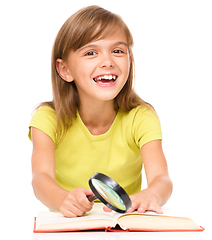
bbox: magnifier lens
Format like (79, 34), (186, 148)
(91, 179), (126, 211)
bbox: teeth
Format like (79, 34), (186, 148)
(94, 75), (117, 81)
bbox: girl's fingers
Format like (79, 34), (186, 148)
(126, 190), (163, 214)
(103, 205), (112, 212)
(84, 189), (94, 196)
(126, 198), (163, 214)
(60, 188), (94, 217)
(137, 201), (163, 214)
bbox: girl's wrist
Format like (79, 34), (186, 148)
(145, 188), (162, 206)
(55, 189), (70, 211)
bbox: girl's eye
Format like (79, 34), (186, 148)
(85, 51), (97, 56)
(112, 49), (124, 54)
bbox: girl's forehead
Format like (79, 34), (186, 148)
(80, 28), (128, 49)
(95, 24), (126, 40)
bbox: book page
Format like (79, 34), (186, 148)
(109, 206), (189, 221)
(113, 207), (201, 231)
(36, 203), (115, 230)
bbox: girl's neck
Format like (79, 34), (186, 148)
(78, 100), (117, 135)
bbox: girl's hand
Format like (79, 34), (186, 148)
(126, 189), (163, 214)
(60, 188), (94, 217)
(103, 189), (163, 214)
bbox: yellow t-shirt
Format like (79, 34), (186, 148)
(28, 106), (162, 196)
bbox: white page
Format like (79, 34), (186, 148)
(36, 203), (114, 229)
(109, 205), (188, 221)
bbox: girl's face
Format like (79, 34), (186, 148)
(57, 29), (131, 106)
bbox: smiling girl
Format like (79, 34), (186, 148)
(29, 5), (173, 218)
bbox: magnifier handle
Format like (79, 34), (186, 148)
(87, 195), (98, 202)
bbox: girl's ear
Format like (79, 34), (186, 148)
(56, 59), (74, 82)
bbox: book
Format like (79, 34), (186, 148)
(33, 203), (204, 233)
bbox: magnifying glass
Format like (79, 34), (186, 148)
(87, 172), (131, 213)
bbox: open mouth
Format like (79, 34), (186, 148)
(93, 74), (118, 85)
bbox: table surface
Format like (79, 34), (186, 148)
(31, 230), (210, 240)
(6, 221), (210, 240)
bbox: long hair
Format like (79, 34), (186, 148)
(39, 5), (153, 139)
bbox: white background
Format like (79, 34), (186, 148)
(0, 0), (211, 239)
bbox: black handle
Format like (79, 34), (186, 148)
(87, 195), (98, 202)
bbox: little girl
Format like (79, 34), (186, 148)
(29, 5), (173, 218)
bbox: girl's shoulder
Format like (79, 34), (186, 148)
(29, 106), (57, 143)
(32, 105), (56, 117)
(123, 106), (162, 149)
(30, 105), (57, 126)
(121, 105), (158, 121)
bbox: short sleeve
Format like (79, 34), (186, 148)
(28, 106), (57, 144)
(132, 106), (162, 148)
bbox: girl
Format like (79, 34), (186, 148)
(29, 5), (173, 218)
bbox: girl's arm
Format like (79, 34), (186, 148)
(31, 127), (93, 217)
(127, 139), (173, 213)
(103, 140), (173, 213)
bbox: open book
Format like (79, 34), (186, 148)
(34, 203), (204, 233)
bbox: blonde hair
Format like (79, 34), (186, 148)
(39, 5), (153, 138)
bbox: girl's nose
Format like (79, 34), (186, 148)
(99, 54), (115, 68)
